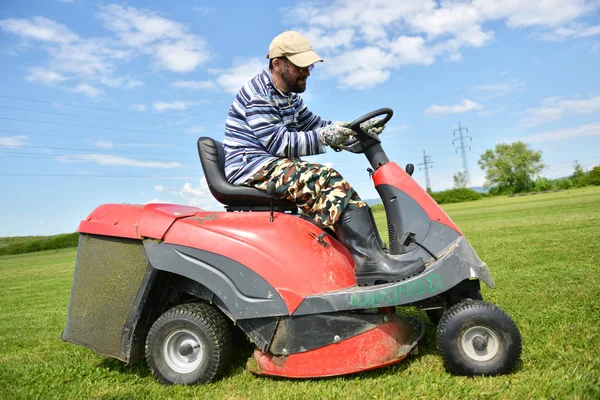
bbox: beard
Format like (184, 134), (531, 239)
(281, 68), (307, 93)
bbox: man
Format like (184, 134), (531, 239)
(223, 31), (424, 285)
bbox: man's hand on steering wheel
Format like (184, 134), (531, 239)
(340, 117), (386, 136)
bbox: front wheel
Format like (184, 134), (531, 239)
(426, 290), (483, 325)
(145, 302), (232, 385)
(437, 300), (521, 376)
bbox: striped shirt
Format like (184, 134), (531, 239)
(223, 68), (329, 185)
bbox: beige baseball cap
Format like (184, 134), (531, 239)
(266, 31), (323, 68)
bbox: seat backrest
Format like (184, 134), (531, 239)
(197, 137), (296, 211)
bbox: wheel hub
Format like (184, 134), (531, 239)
(163, 329), (203, 374)
(472, 335), (488, 351)
(461, 326), (499, 361)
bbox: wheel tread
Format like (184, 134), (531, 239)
(145, 302), (233, 385)
(436, 299), (522, 376)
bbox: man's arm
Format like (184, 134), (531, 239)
(295, 95), (330, 131)
(247, 94), (326, 158)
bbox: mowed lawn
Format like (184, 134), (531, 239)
(1, 187), (599, 399)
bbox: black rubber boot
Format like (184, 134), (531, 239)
(334, 206), (425, 286)
(367, 206), (387, 252)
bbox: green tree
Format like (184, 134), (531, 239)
(453, 171), (469, 188)
(571, 161), (588, 187)
(533, 177), (554, 192)
(478, 141), (545, 194)
(587, 166), (600, 185)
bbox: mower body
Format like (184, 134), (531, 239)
(63, 111), (515, 381)
(63, 162), (491, 378)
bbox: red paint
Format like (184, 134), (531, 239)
(138, 203), (202, 239)
(372, 162), (462, 235)
(77, 204), (357, 313)
(78, 204), (144, 239)
(251, 320), (411, 378)
(163, 211), (357, 312)
(78, 203), (203, 240)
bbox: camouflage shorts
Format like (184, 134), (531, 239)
(241, 158), (366, 227)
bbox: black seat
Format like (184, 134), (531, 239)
(197, 137), (297, 211)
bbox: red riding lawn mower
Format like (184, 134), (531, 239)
(62, 109), (522, 385)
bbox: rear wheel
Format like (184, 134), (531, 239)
(437, 300), (521, 376)
(145, 302), (232, 385)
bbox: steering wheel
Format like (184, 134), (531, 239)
(334, 108), (393, 153)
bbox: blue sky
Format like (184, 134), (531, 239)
(1, 0), (599, 237)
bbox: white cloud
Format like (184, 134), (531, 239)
(283, 0), (600, 89)
(71, 83), (104, 98)
(25, 67), (68, 85)
(153, 100), (204, 111)
(537, 24), (600, 41)
(56, 154), (182, 168)
(100, 76), (144, 90)
(518, 95), (600, 126)
(172, 80), (217, 90)
(178, 178), (223, 209)
(97, 4), (210, 73)
(322, 46), (394, 89)
(478, 108), (504, 116)
(300, 28), (355, 52)
(387, 124), (410, 132)
(474, 0), (595, 28)
(186, 126), (205, 135)
(211, 57), (266, 94)
(133, 104), (146, 112)
(424, 100), (483, 116)
(181, 182), (205, 197)
(1, 5), (207, 97)
(94, 140), (114, 149)
(389, 36), (437, 65)
(519, 122), (600, 143)
(1, 16), (133, 94)
(146, 198), (174, 204)
(148, 179), (223, 210)
(0, 135), (28, 148)
(0, 16), (79, 43)
(192, 6), (214, 16)
(118, 143), (175, 148)
(470, 79), (525, 99)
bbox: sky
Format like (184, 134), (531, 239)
(1, 0), (599, 237)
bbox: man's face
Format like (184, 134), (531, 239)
(278, 58), (312, 93)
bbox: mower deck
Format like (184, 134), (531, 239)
(247, 315), (425, 378)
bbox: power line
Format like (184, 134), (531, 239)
(0, 106), (197, 128)
(0, 117), (193, 137)
(0, 129), (189, 147)
(452, 122), (472, 188)
(0, 94), (212, 121)
(417, 150), (433, 192)
(0, 144), (191, 157)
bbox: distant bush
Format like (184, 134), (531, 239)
(370, 203), (385, 213)
(555, 177), (574, 190)
(430, 188), (483, 204)
(533, 177), (554, 192)
(588, 166), (600, 186)
(0, 233), (79, 256)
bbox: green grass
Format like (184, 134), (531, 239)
(1, 187), (599, 399)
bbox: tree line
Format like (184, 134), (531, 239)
(453, 141), (599, 195)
